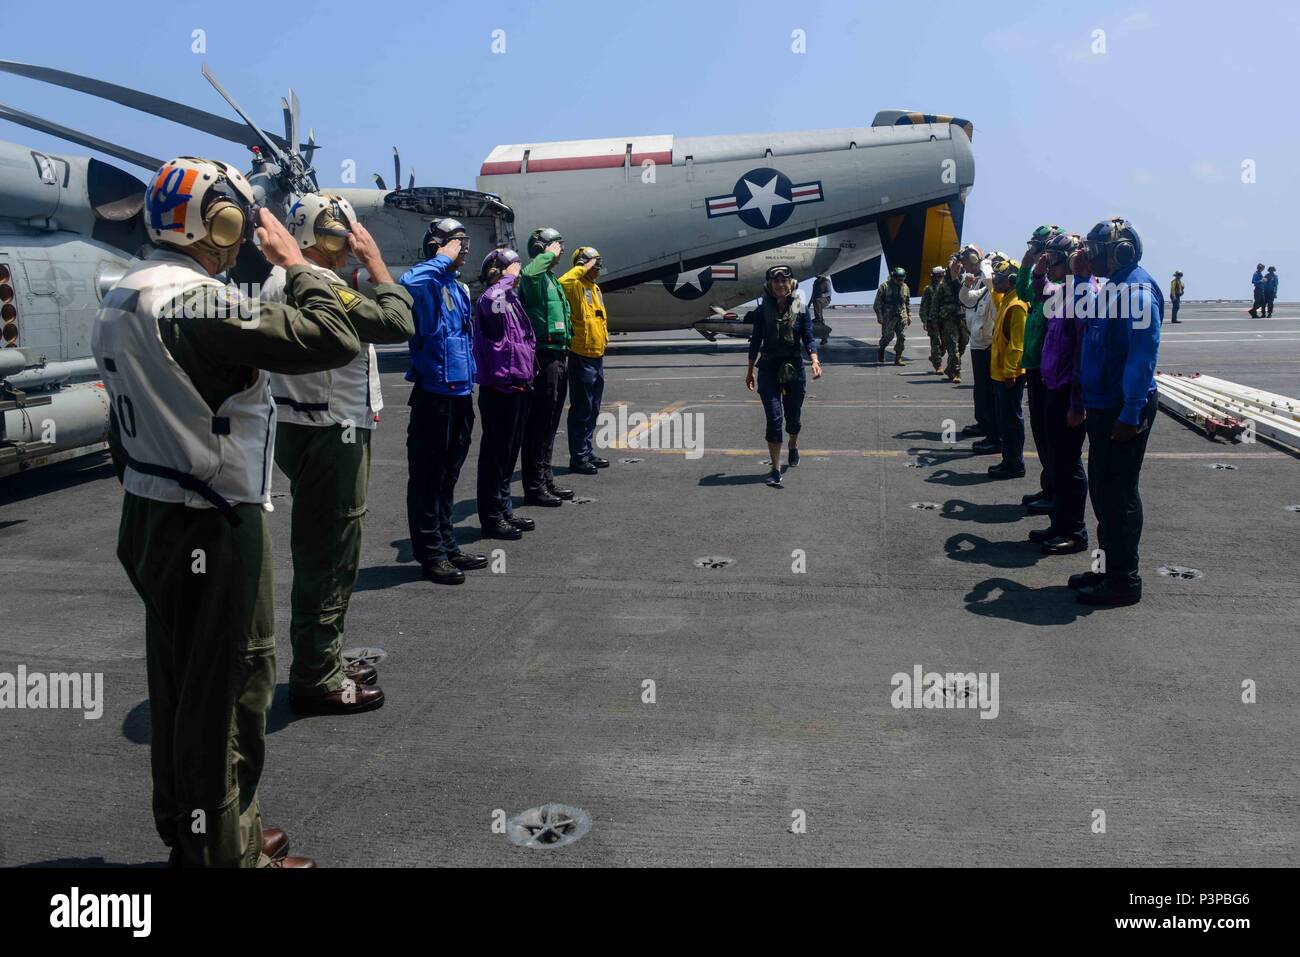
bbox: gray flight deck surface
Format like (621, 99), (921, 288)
(2, 303), (1297, 867)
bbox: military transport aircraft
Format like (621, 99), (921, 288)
(0, 59), (974, 475)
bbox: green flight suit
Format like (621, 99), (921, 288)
(273, 279), (414, 698)
(109, 263), (360, 867)
(920, 279), (945, 368)
(875, 278), (910, 357)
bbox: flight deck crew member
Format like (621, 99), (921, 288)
(1169, 271), (1184, 323)
(811, 273), (832, 340)
(265, 193), (414, 715)
(1071, 218), (1162, 607)
(93, 156), (362, 868)
(1263, 266), (1278, 317)
(1032, 234), (1092, 556)
(745, 264), (823, 488)
(935, 254), (968, 382)
(474, 247), (537, 540)
(560, 246), (609, 475)
(920, 266), (946, 374)
(1249, 263), (1266, 317)
(1017, 225), (1064, 515)
(875, 266), (910, 365)
(987, 256), (1029, 479)
(403, 218), (484, 586)
(962, 251), (1000, 452)
(519, 227), (575, 506)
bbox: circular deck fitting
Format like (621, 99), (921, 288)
(506, 803), (591, 849)
(694, 556), (735, 569)
(1156, 565), (1204, 581)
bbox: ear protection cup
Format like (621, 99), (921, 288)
(316, 231), (348, 254)
(206, 201), (247, 248)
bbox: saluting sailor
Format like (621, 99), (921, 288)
(263, 193), (414, 715)
(92, 156), (363, 868)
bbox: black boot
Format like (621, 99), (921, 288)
(1077, 578), (1142, 606)
(422, 560), (466, 585)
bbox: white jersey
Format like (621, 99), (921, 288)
(962, 259), (997, 350)
(90, 248), (275, 513)
(264, 263), (382, 429)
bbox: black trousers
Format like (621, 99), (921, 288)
(1026, 368), (1052, 495)
(1171, 298), (1181, 321)
(1085, 392), (1158, 587)
(1264, 293), (1276, 318)
(406, 388), (474, 566)
(1043, 386), (1088, 540)
(522, 349), (568, 495)
(970, 347), (999, 441)
(477, 386), (530, 526)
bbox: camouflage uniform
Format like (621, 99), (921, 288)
(874, 279), (910, 360)
(919, 277), (945, 370)
(934, 276), (968, 377)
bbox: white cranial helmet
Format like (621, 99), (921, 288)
(144, 156), (256, 249)
(286, 193), (357, 253)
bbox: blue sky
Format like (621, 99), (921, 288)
(3, 0), (1295, 299)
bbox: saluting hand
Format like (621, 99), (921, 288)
(256, 208), (306, 268)
(348, 222), (393, 285)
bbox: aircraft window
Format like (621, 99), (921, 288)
(32, 151), (57, 185)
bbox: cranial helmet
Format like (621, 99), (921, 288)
(1042, 233), (1083, 266)
(479, 247), (520, 283)
(1085, 218), (1143, 268)
(286, 193), (357, 254)
(145, 156), (257, 251)
(1026, 224), (1064, 254)
(572, 246), (601, 267)
(528, 227), (563, 258)
(423, 218), (468, 259)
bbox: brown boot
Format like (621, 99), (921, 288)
(261, 826), (289, 862)
(289, 679), (385, 716)
(343, 659), (378, 686)
(267, 856), (318, 868)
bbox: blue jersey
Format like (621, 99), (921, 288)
(1079, 263), (1162, 425)
(400, 255), (475, 397)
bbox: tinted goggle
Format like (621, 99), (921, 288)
(766, 267), (794, 282)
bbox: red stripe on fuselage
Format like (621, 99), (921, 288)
(478, 149), (673, 176)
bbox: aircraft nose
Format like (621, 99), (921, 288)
(950, 124), (975, 190)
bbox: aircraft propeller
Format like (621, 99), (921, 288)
(372, 146), (414, 192)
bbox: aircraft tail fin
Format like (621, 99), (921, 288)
(877, 197), (966, 292)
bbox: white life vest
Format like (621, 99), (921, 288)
(264, 263), (382, 429)
(962, 259), (997, 350)
(90, 248), (276, 516)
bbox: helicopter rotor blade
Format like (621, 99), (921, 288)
(201, 64), (291, 170)
(280, 97), (293, 150)
(0, 59), (292, 152)
(408, 169), (414, 190)
(303, 128), (317, 167)
(288, 89), (300, 164)
(392, 147), (401, 194)
(0, 101), (162, 171)
(372, 173), (387, 191)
